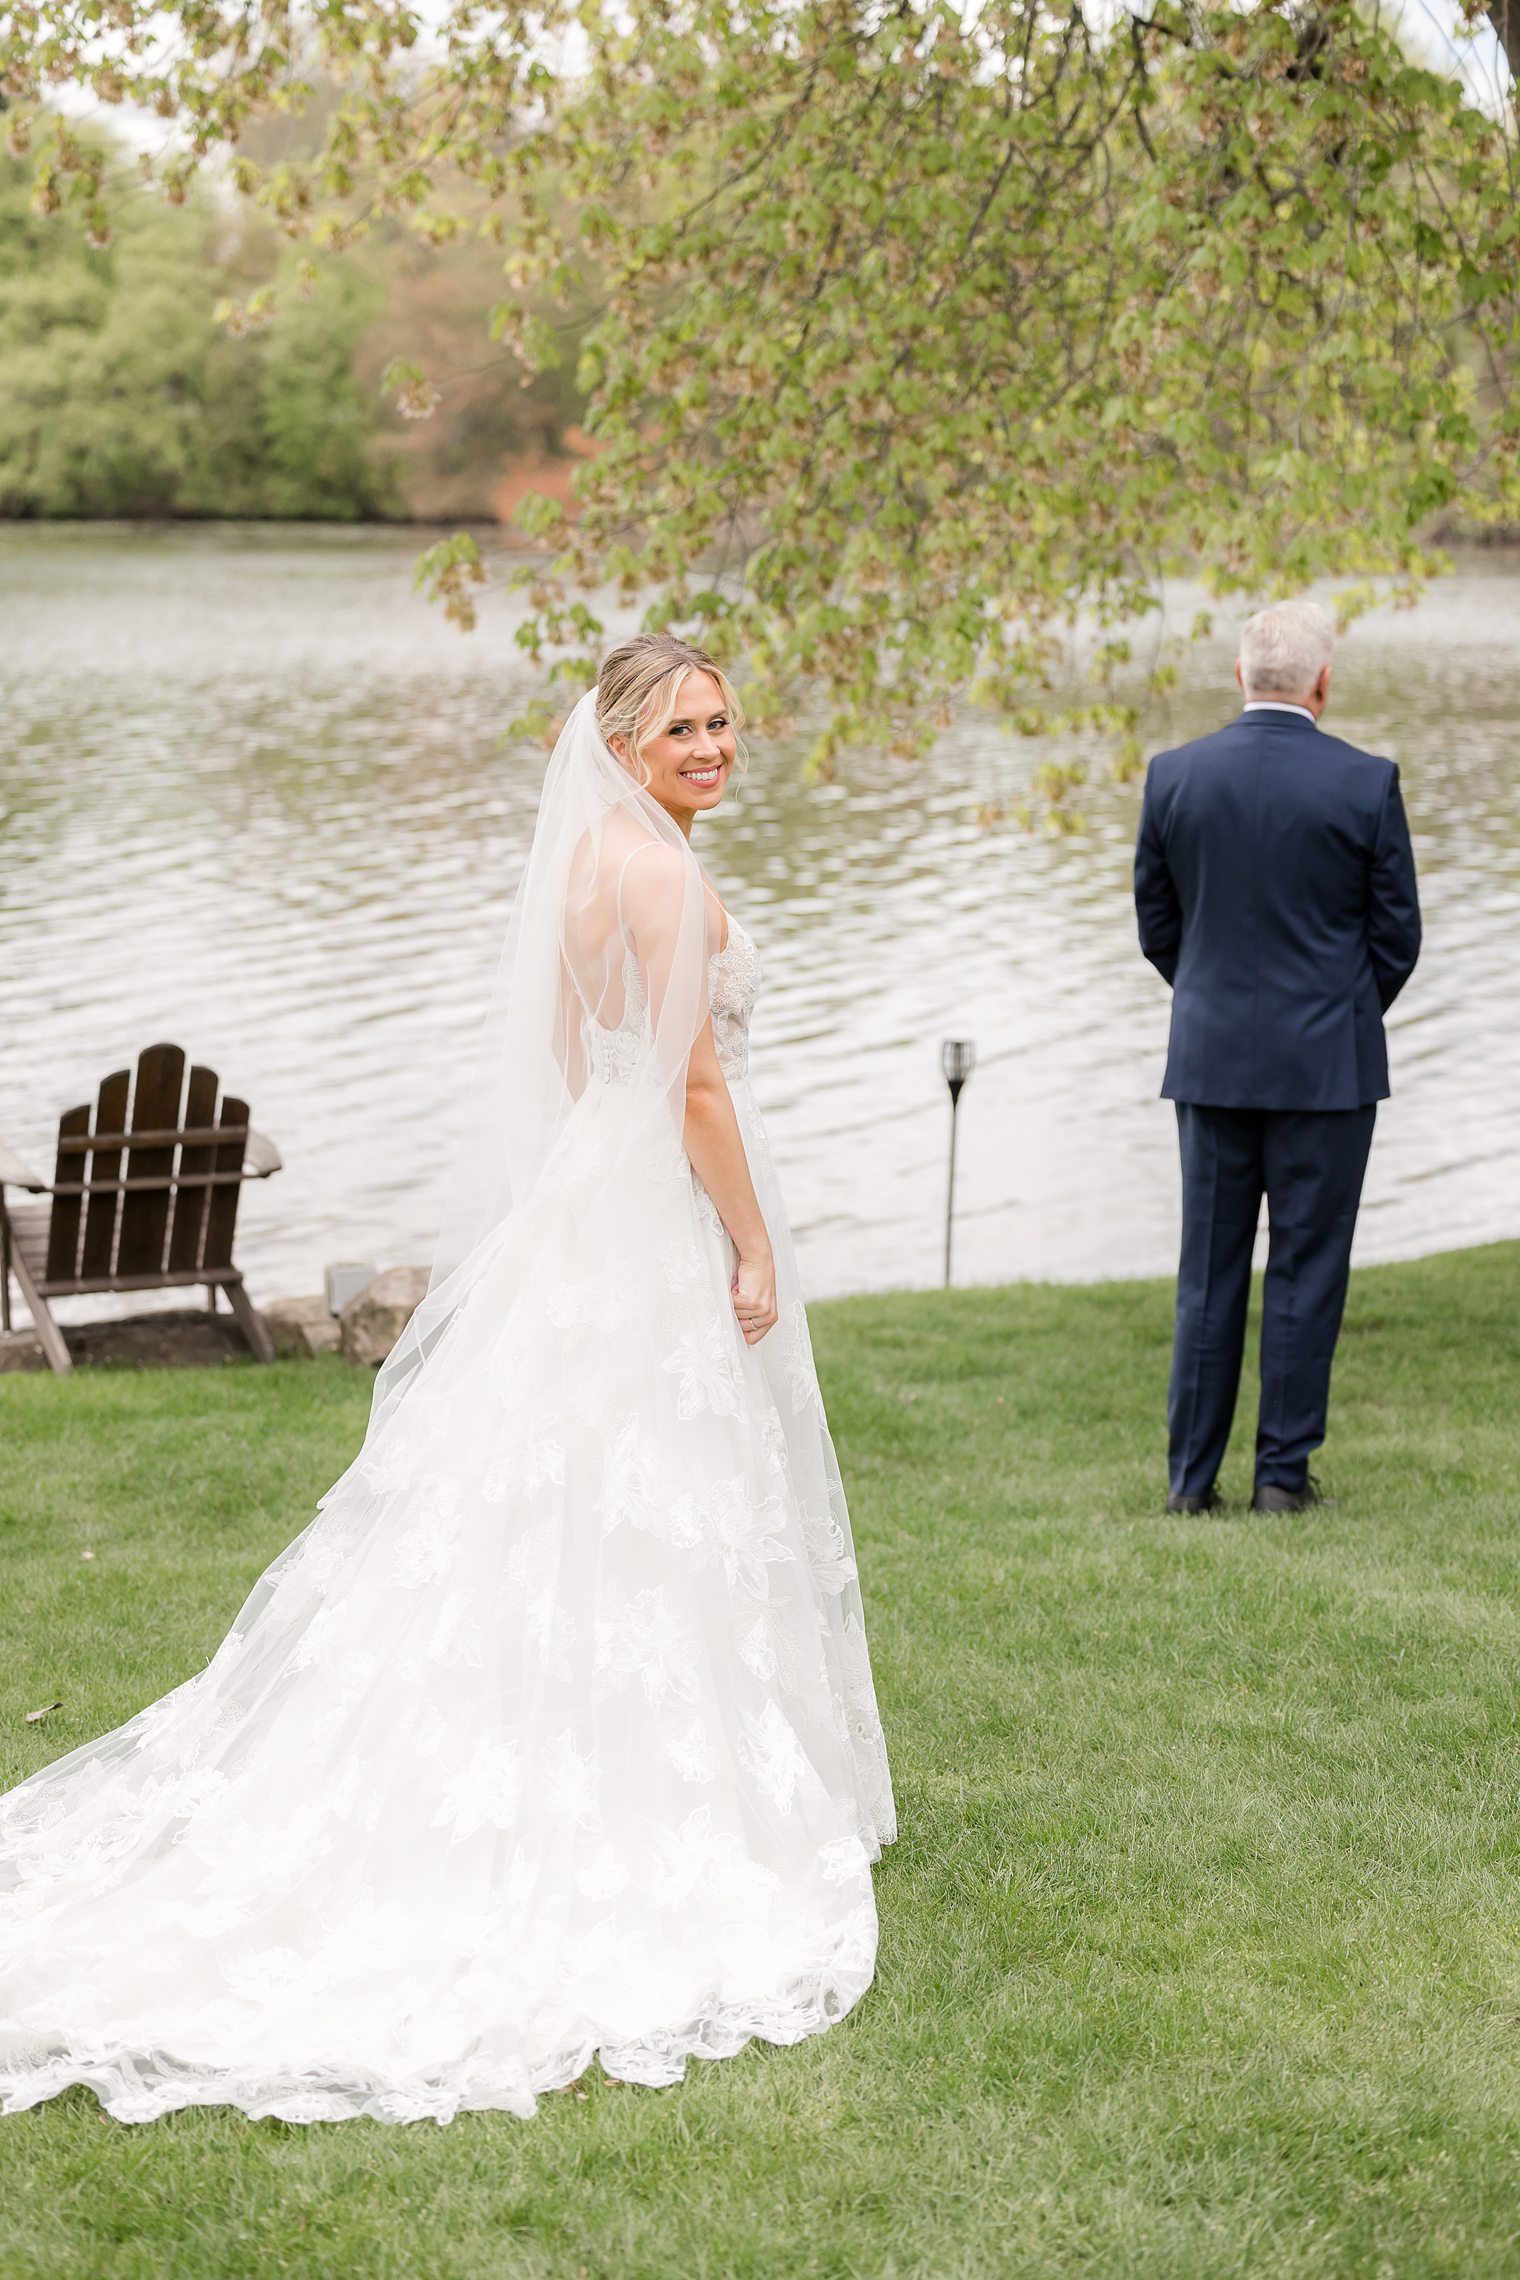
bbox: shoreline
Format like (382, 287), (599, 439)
(4, 1236), (1515, 1373)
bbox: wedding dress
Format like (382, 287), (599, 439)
(0, 691), (895, 2125)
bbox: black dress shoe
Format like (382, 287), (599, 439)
(1251, 1474), (1333, 1514)
(1167, 1487), (1222, 1514)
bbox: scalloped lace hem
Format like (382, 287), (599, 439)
(0, 1965), (876, 2126)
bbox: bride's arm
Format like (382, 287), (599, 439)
(619, 840), (777, 1345)
(683, 1023), (777, 1345)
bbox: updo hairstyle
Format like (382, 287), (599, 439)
(594, 633), (746, 787)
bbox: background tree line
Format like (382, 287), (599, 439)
(0, 115), (582, 522)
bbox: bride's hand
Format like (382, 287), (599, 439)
(732, 1253), (777, 1345)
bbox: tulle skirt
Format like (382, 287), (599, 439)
(0, 1073), (895, 2124)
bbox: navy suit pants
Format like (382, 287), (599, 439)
(1169, 1103), (1376, 1499)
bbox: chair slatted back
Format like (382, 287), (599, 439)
(33, 1047), (255, 1291)
(79, 1067), (130, 1280)
(116, 1043), (187, 1277)
(202, 1095), (250, 1272)
(44, 1105), (90, 1281)
(166, 1062), (219, 1274)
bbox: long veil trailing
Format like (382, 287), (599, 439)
(0, 691), (894, 2126)
(373, 688), (715, 1419)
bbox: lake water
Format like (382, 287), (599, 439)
(2, 524), (1516, 1316)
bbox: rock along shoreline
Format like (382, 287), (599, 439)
(0, 1266), (430, 1374)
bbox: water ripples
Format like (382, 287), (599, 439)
(1, 525), (1516, 1312)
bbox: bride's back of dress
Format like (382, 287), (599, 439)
(0, 695), (893, 2129)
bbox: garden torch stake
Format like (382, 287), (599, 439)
(941, 1039), (976, 1288)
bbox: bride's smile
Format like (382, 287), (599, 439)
(605, 666), (738, 835)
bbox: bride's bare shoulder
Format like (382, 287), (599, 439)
(606, 827), (693, 911)
(569, 813), (673, 893)
(567, 813), (711, 950)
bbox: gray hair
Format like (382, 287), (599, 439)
(1237, 600), (1335, 699)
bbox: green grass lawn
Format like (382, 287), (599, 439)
(2, 1243), (1519, 2279)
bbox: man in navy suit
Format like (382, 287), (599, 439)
(1134, 600), (1421, 1514)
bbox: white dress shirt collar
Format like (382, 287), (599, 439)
(1242, 700), (1317, 725)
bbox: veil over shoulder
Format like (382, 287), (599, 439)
(374, 687), (718, 1411)
(0, 690), (895, 2126)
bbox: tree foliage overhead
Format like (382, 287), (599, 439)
(0, 151), (397, 519)
(4, 0), (1519, 758)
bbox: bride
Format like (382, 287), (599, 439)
(0, 634), (895, 2125)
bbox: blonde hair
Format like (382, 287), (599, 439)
(1238, 600), (1335, 699)
(595, 633), (746, 787)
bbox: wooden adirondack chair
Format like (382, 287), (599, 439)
(0, 1044), (282, 1374)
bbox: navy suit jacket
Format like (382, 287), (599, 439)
(1134, 709), (1422, 1110)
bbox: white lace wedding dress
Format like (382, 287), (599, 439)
(0, 902), (896, 2125)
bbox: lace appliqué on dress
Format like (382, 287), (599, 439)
(0, 901), (895, 2131)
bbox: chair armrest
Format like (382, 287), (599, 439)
(0, 1137), (48, 1193)
(243, 1128), (283, 1178)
